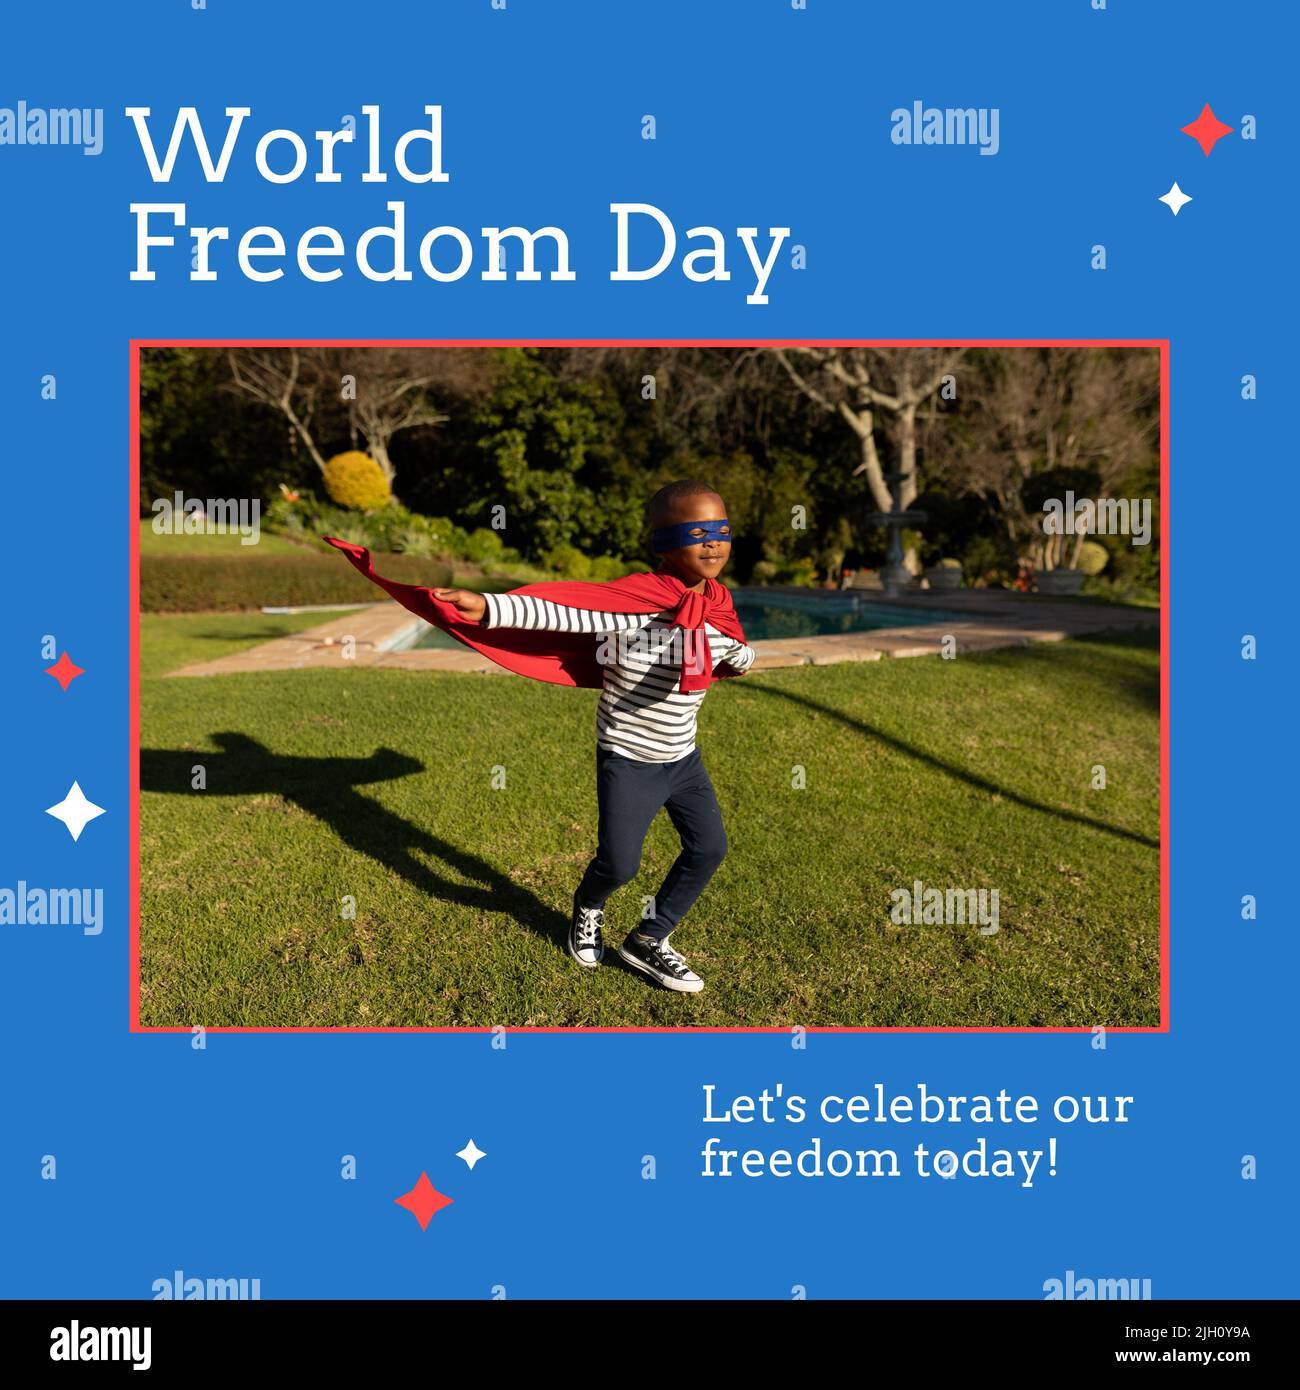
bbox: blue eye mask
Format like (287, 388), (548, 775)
(652, 518), (733, 553)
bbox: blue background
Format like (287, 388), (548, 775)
(1, 0), (1292, 1299)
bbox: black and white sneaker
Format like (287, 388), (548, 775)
(617, 931), (704, 993)
(568, 897), (605, 967)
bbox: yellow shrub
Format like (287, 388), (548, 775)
(1077, 539), (1110, 576)
(323, 451), (391, 511)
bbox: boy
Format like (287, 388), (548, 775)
(432, 480), (755, 993)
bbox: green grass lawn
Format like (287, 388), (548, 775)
(139, 623), (1160, 1029)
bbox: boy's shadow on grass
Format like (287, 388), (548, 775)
(139, 732), (569, 947)
(742, 685), (1158, 850)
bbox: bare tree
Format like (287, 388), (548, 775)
(773, 347), (966, 511)
(227, 346), (500, 489)
(931, 347), (1159, 567)
(323, 348), (452, 484)
(226, 347), (328, 473)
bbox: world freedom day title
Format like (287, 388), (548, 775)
(126, 105), (794, 304)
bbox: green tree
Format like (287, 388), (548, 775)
(472, 349), (631, 557)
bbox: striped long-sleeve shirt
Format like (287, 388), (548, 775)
(482, 591), (756, 763)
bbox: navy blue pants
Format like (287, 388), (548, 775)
(575, 746), (728, 941)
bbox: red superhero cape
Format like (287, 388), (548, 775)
(323, 536), (746, 692)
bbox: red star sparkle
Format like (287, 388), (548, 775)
(394, 1171), (453, 1230)
(1181, 103), (1233, 157)
(45, 651), (85, 691)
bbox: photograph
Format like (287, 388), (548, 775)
(135, 341), (1164, 1030)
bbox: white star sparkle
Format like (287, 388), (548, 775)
(1159, 181), (1192, 216)
(456, 1139), (487, 1171)
(45, 781), (106, 842)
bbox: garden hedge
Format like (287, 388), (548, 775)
(141, 551), (454, 613)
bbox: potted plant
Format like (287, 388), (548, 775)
(1034, 568), (1084, 595)
(924, 557), (963, 591)
(1019, 466), (1103, 597)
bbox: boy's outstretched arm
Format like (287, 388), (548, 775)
(447, 590), (651, 634)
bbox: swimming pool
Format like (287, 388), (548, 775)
(730, 589), (962, 641)
(402, 588), (962, 649)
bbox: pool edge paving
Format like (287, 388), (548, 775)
(163, 593), (1158, 678)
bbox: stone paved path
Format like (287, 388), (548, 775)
(168, 590), (1158, 679)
